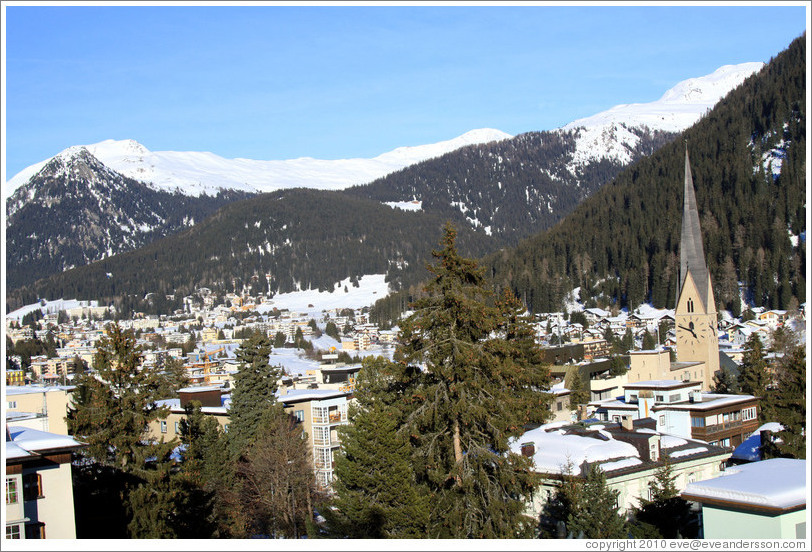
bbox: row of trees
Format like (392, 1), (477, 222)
(66, 326), (319, 538)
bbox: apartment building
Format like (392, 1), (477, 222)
(5, 426), (85, 539)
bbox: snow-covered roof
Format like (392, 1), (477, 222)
(278, 388), (348, 403)
(730, 423), (785, 462)
(7, 425), (84, 454)
(5, 441), (35, 460)
(682, 458), (807, 511)
(510, 423), (640, 474)
(4, 384), (73, 395)
(624, 379), (696, 389)
(656, 393), (756, 412)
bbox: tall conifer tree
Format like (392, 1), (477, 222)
(227, 331), (280, 459)
(394, 223), (551, 538)
(325, 356), (431, 538)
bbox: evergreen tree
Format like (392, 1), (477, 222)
(66, 323), (180, 537)
(633, 457), (694, 538)
(393, 223), (551, 538)
(565, 464), (628, 539)
(712, 366), (740, 394)
(763, 345), (806, 459)
(227, 332), (280, 459)
(642, 330), (656, 350)
(541, 461), (627, 539)
(67, 323), (173, 470)
(566, 367), (589, 413)
(325, 321), (340, 341)
(739, 333), (772, 421)
(324, 356), (431, 538)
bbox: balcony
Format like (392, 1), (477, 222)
(312, 409), (347, 425)
(692, 419), (758, 438)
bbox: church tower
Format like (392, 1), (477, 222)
(675, 146), (720, 389)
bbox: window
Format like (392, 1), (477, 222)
(7, 401), (17, 409)
(659, 415), (666, 427)
(669, 394), (680, 403)
(556, 401), (563, 412)
(174, 421), (180, 434)
(742, 407), (757, 421)
(6, 477), (19, 504)
(25, 523), (45, 539)
(294, 409), (305, 422)
(687, 299), (694, 313)
(23, 473), (43, 501)
(6, 525), (21, 539)
(655, 395), (664, 402)
(691, 416), (705, 428)
(223, 424), (229, 433)
(160, 420), (167, 433)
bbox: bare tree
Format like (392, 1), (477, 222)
(236, 407), (319, 538)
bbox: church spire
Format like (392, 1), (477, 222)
(677, 144), (711, 310)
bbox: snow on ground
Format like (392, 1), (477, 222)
(256, 274), (391, 318)
(384, 200), (422, 211)
(6, 298), (98, 323)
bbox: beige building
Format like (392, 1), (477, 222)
(5, 386), (73, 435)
(5, 426), (85, 539)
(279, 389), (350, 490)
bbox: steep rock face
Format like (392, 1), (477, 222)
(5, 148), (251, 290)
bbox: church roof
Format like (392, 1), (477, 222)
(678, 147), (711, 310)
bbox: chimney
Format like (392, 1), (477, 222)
(520, 442), (536, 457)
(621, 416), (634, 431)
(691, 389), (703, 403)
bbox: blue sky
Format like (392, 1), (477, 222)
(2, 3), (807, 180)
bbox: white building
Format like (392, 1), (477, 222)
(511, 418), (730, 518)
(5, 426), (85, 539)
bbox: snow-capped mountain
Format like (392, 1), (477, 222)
(5, 148), (251, 290)
(5, 128), (512, 199)
(562, 62), (764, 170)
(4, 62), (762, 200)
(5, 61), (767, 295)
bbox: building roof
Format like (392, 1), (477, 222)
(6, 425), (84, 455)
(510, 420), (728, 476)
(4, 384), (74, 395)
(681, 458), (807, 512)
(279, 389), (349, 403)
(624, 379), (698, 390)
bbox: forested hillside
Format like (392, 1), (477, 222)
(347, 126), (675, 247)
(486, 34), (806, 315)
(6, 149), (254, 290)
(371, 34), (805, 324)
(6, 189), (492, 313)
